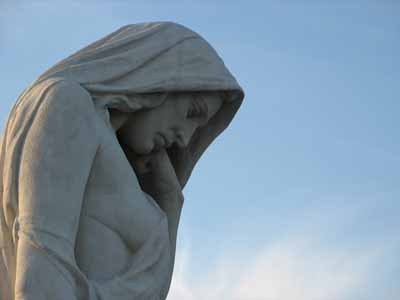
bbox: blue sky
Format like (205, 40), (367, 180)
(1, 1), (399, 299)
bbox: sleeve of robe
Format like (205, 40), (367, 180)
(14, 79), (174, 300)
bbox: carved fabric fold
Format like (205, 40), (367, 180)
(0, 21), (244, 299)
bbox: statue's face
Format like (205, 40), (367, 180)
(117, 92), (223, 155)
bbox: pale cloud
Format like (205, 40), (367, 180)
(235, 241), (381, 300)
(168, 234), (387, 300)
(168, 201), (397, 300)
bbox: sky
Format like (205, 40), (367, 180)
(1, 1), (399, 299)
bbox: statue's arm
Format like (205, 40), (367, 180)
(14, 81), (100, 299)
(119, 146), (184, 298)
(15, 80), (176, 299)
(151, 190), (184, 298)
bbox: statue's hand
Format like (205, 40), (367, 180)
(120, 142), (181, 199)
(167, 141), (200, 190)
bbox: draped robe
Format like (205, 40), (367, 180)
(0, 22), (244, 299)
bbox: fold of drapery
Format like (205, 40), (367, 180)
(1, 77), (174, 299)
(0, 22), (244, 299)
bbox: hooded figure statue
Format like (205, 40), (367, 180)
(0, 22), (244, 299)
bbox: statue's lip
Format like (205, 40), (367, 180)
(153, 133), (164, 150)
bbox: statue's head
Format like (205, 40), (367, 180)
(114, 91), (223, 155)
(32, 21), (244, 187)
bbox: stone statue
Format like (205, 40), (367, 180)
(0, 22), (244, 299)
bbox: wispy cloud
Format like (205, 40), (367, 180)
(169, 239), (383, 300)
(168, 201), (398, 300)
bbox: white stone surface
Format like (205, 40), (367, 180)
(0, 22), (244, 299)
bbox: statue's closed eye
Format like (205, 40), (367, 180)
(186, 95), (208, 120)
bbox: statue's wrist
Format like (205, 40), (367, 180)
(153, 188), (184, 208)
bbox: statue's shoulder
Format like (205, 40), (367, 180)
(36, 77), (92, 105)
(30, 77), (97, 121)
(24, 77), (101, 143)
